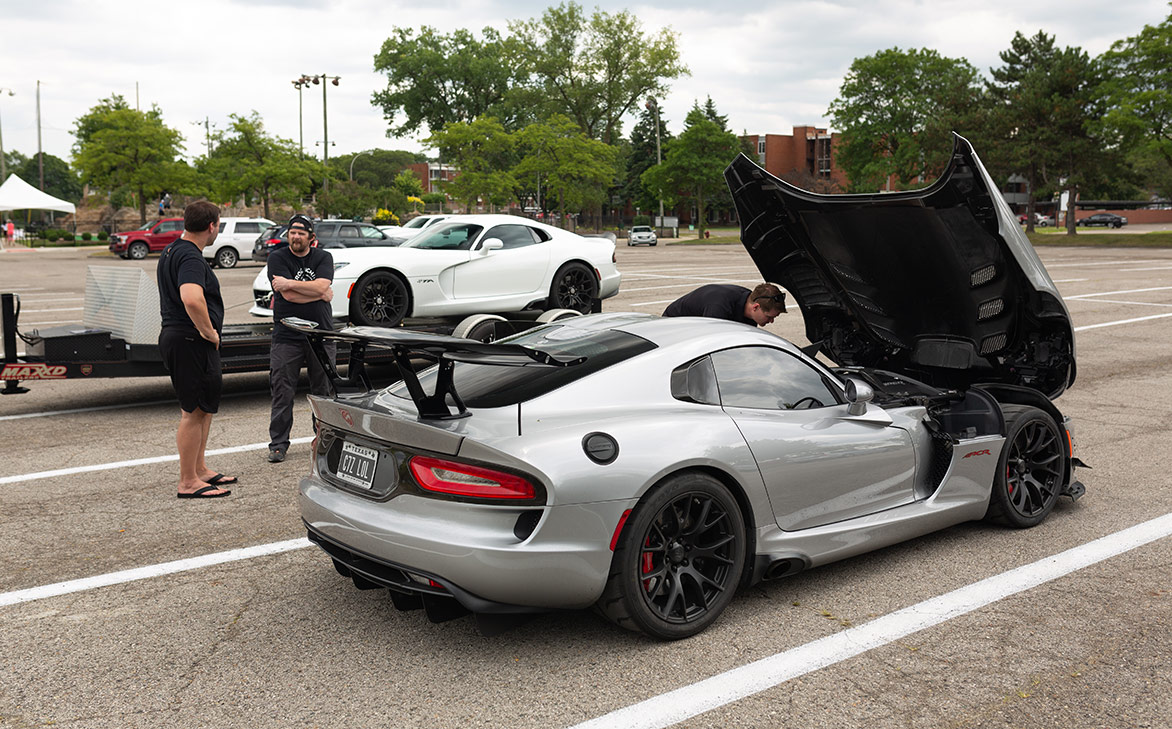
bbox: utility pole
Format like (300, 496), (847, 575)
(36, 81), (43, 190)
(0, 87), (13, 181)
(303, 73), (340, 190)
(646, 97), (664, 235)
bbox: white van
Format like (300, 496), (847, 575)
(206, 217), (275, 268)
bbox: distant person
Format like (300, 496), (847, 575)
(266, 214), (336, 464)
(158, 196), (166, 216)
(5, 219), (13, 241)
(163, 192), (172, 210)
(663, 283), (787, 327)
(156, 200), (236, 499)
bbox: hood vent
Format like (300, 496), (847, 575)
(970, 264), (997, 287)
(977, 298), (1005, 321)
(980, 333), (1008, 355)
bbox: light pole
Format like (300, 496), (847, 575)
(0, 87), (13, 181)
(291, 76), (311, 158)
(302, 73), (340, 189)
(349, 149), (374, 181)
(191, 117), (213, 156)
(645, 97), (664, 235)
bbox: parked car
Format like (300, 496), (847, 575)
(251, 219), (395, 263)
(377, 214), (453, 238)
(108, 218), (184, 260)
(287, 135), (1084, 639)
(1017, 212), (1053, 227)
(1077, 213), (1127, 228)
(250, 213), (622, 326)
(204, 217), (274, 268)
(628, 225), (657, 246)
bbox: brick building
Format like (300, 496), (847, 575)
(407, 162), (458, 194)
(747, 126), (848, 193)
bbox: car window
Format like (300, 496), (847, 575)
(238, 222), (262, 234)
(403, 216), (430, 229)
(710, 346), (840, 410)
(315, 223), (338, 237)
(632, 226), (652, 233)
(159, 221), (183, 233)
(360, 225), (386, 239)
(218, 222), (226, 233)
(483, 224), (540, 250)
(338, 226), (360, 239)
(407, 223), (484, 251)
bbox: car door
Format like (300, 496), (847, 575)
(451, 224), (552, 299)
(149, 220), (184, 250)
(709, 346), (918, 531)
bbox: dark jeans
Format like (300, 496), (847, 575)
(269, 338), (336, 452)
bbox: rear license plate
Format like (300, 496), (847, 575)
(337, 441), (378, 489)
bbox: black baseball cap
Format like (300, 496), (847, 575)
(288, 214), (314, 234)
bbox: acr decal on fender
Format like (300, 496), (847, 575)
(963, 449), (992, 459)
(1, 364), (68, 380)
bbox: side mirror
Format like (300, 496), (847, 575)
(479, 238), (504, 254)
(844, 378), (874, 416)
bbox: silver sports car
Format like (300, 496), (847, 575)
(290, 135), (1084, 640)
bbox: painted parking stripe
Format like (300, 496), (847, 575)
(0, 436), (313, 484)
(1066, 285), (1172, 300)
(0, 538), (313, 608)
(567, 512), (1172, 729)
(1074, 312), (1172, 331)
(1043, 259), (1170, 268)
(19, 307), (84, 313)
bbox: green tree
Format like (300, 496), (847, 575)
(372, 26), (525, 136)
(329, 149), (427, 188)
(987, 32), (1113, 233)
(641, 104), (743, 237)
(514, 114), (621, 220)
(315, 180), (374, 220)
(1099, 10), (1172, 185)
(72, 98), (191, 224)
(828, 48), (983, 192)
(392, 169), (425, 198)
(622, 103), (673, 214)
(14, 153), (82, 203)
(424, 117), (518, 210)
(509, 2), (688, 144)
(201, 113), (320, 220)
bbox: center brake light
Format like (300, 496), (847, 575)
(409, 456), (535, 500)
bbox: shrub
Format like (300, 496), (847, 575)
(97, 231), (109, 241)
(81, 232), (93, 241)
(632, 215), (651, 227)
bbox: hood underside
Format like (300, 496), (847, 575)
(725, 134), (1075, 398)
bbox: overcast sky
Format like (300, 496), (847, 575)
(0, 0), (1167, 167)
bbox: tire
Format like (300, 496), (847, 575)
(597, 472), (746, 640)
(536, 308), (582, 323)
(985, 405), (1065, 528)
(548, 262), (598, 314)
(452, 314), (506, 342)
(216, 247), (239, 268)
(349, 271), (410, 327)
(128, 241), (149, 260)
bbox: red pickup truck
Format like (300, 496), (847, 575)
(108, 218), (185, 260)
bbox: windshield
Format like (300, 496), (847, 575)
(632, 226), (652, 233)
(404, 222), (483, 250)
(387, 325), (656, 408)
(403, 217), (431, 229)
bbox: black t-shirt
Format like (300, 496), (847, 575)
(662, 284), (755, 325)
(157, 238), (224, 333)
(268, 245), (334, 343)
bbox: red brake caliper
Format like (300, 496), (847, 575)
(642, 537), (654, 590)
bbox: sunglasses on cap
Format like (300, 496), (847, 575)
(287, 214), (314, 233)
(753, 293), (787, 312)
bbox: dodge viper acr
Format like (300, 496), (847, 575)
(289, 135), (1085, 640)
(249, 214), (621, 327)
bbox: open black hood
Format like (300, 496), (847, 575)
(725, 134), (1075, 399)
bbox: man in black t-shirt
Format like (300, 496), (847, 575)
(266, 214), (336, 463)
(157, 201), (235, 499)
(663, 282), (787, 327)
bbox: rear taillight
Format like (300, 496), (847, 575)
(408, 456), (535, 500)
(265, 238), (281, 248)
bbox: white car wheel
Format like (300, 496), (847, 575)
(537, 309), (582, 323)
(452, 314), (507, 342)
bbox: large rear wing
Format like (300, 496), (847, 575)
(281, 318), (585, 419)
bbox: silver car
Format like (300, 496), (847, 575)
(628, 225), (657, 246)
(291, 135), (1084, 640)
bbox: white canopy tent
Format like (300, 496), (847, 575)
(0, 174), (76, 250)
(0, 173), (76, 214)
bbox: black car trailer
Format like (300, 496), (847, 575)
(2, 291), (589, 395)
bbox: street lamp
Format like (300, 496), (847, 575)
(645, 97), (664, 235)
(349, 149), (374, 181)
(301, 73), (340, 189)
(291, 75), (312, 158)
(0, 87), (13, 181)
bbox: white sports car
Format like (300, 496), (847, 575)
(250, 214), (622, 327)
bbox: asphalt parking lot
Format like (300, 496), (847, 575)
(1, 243), (1170, 728)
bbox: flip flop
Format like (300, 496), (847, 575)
(203, 473), (238, 486)
(178, 485), (231, 499)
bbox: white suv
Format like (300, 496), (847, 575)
(206, 217), (275, 268)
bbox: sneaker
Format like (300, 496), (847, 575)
(267, 449), (285, 463)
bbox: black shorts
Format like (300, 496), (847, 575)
(159, 327), (222, 413)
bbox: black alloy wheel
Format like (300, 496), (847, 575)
(549, 263), (598, 314)
(350, 271), (409, 327)
(128, 241), (149, 260)
(597, 472), (746, 640)
(986, 405), (1064, 528)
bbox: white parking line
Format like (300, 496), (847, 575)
(0, 436), (313, 484)
(20, 307), (84, 313)
(1043, 259), (1170, 268)
(1051, 278), (1088, 283)
(1120, 265), (1172, 272)
(1071, 298), (1172, 309)
(1074, 312), (1172, 331)
(1066, 286), (1172, 300)
(567, 512), (1172, 729)
(0, 538), (313, 608)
